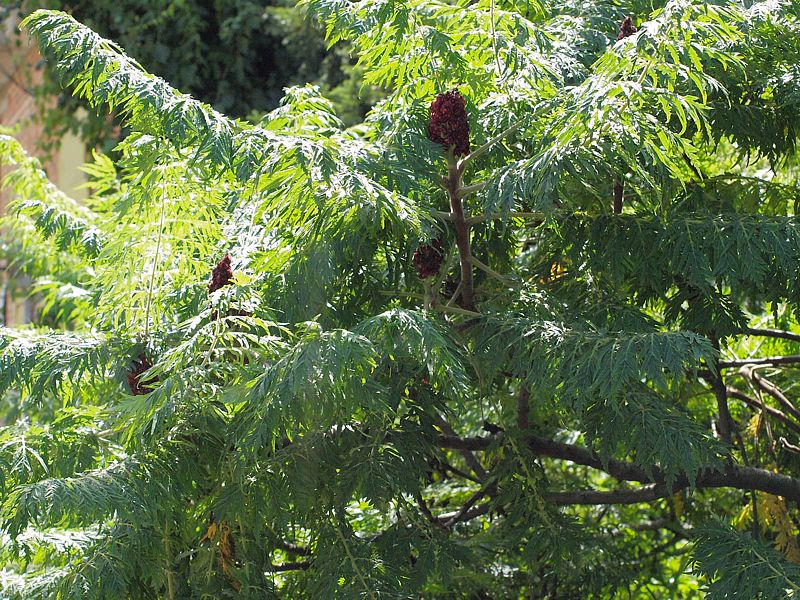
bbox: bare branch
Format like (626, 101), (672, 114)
(546, 484), (671, 505)
(742, 327), (800, 344)
(725, 386), (800, 436)
(709, 334), (733, 445)
(719, 354), (800, 369)
(437, 433), (800, 501)
(739, 365), (800, 423)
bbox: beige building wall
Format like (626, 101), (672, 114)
(1, 18), (87, 325)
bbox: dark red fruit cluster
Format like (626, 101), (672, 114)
(413, 239), (444, 279)
(209, 253), (233, 293)
(617, 16), (637, 40)
(127, 354), (155, 396)
(428, 90), (470, 157)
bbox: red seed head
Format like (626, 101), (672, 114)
(428, 90), (470, 157)
(413, 239), (445, 279)
(209, 253), (233, 293)
(617, 16), (638, 41)
(127, 354), (155, 395)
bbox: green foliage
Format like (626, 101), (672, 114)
(2, 0), (374, 150)
(694, 521), (800, 598)
(2, 0), (800, 597)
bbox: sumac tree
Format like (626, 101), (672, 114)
(2, 1), (800, 597)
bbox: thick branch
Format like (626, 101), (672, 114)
(709, 334), (733, 445)
(445, 155), (476, 311)
(613, 181), (623, 214)
(437, 434), (800, 501)
(546, 484), (670, 505)
(742, 327), (800, 344)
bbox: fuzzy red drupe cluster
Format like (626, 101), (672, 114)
(428, 90), (470, 157)
(127, 354), (154, 396)
(617, 16), (638, 40)
(412, 239), (445, 279)
(209, 253), (233, 293)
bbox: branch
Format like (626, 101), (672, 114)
(457, 123), (521, 173)
(742, 327), (800, 344)
(719, 355), (800, 369)
(545, 484), (672, 505)
(436, 501), (492, 524)
(739, 366), (800, 423)
(275, 540), (312, 557)
(445, 154), (476, 311)
(434, 416), (488, 480)
(444, 481), (495, 526)
(725, 386), (800, 436)
(268, 561), (311, 572)
(437, 434), (800, 501)
(465, 211), (545, 227)
(458, 181), (487, 198)
(469, 256), (511, 284)
(613, 181), (623, 214)
(709, 334), (733, 445)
